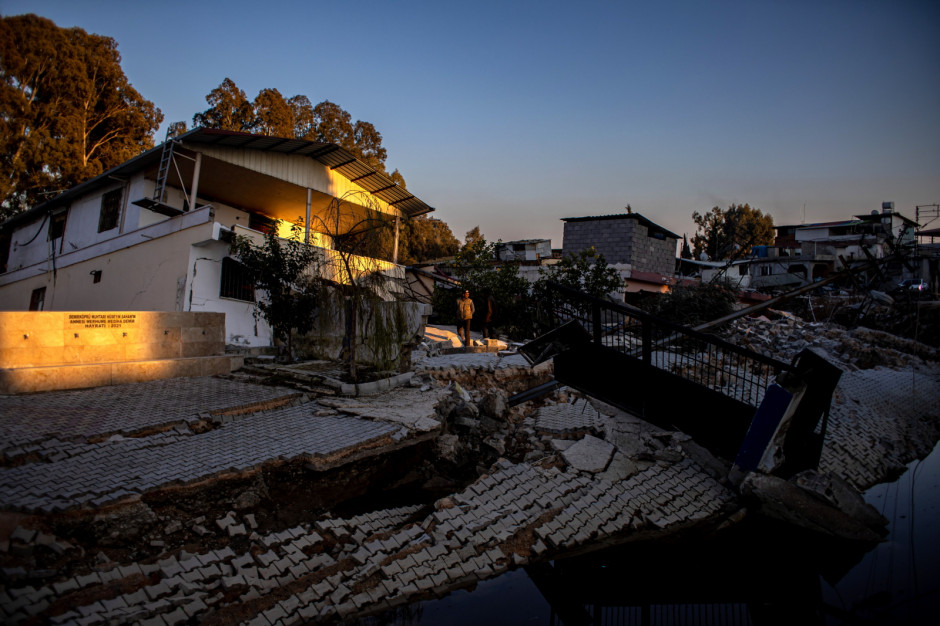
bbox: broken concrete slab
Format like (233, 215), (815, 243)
(561, 435), (615, 473)
(739, 472), (886, 543)
(596, 452), (640, 482)
(317, 386), (447, 432)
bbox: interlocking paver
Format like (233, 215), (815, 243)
(0, 404), (400, 512)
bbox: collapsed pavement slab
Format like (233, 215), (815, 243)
(1, 317), (938, 624)
(560, 435), (616, 473)
(318, 385), (447, 433)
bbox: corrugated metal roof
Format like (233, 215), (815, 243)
(180, 129), (432, 219)
(1, 127), (433, 230)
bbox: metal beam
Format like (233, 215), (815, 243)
(307, 145), (340, 159)
(329, 158), (357, 170)
(368, 183), (398, 195)
(350, 171), (380, 183)
(387, 194), (416, 206)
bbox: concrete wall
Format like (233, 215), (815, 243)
(0, 311), (225, 369)
(184, 238), (274, 348)
(0, 219), (214, 313)
(0, 311), (238, 394)
(296, 298), (431, 370)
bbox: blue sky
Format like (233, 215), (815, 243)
(5, 0), (939, 246)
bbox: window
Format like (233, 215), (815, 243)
(249, 213), (276, 235)
(0, 232), (10, 273)
(29, 287), (46, 311)
(220, 257), (255, 301)
(48, 211), (66, 240)
(98, 188), (122, 233)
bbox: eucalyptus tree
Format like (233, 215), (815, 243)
(0, 14), (162, 218)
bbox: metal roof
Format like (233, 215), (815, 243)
(2, 127), (433, 230)
(179, 129), (433, 219)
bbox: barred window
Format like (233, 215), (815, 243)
(220, 257), (255, 302)
(48, 211), (66, 240)
(98, 188), (122, 233)
(29, 287), (46, 311)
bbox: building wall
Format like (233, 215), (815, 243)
(0, 222), (205, 313)
(184, 239), (274, 347)
(562, 217), (676, 275)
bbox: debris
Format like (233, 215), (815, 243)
(561, 435), (616, 473)
(739, 472), (886, 543)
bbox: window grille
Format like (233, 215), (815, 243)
(220, 257), (255, 302)
(98, 188), (122, 233)
(48, 212), (66, 240)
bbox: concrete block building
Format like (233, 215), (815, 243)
(562, 213), (678, 275)
(561, 212), (679, 293)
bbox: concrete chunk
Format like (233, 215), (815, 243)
(561, 435), (615, 473)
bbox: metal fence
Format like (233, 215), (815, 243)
(537, 283), (792, 409)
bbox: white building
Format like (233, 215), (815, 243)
(496, 239), (552, 263)
(0, 128), (433, 348)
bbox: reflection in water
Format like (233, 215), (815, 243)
(355, 443), (939, 626)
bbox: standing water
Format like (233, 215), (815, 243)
(357, 442), (940, 625)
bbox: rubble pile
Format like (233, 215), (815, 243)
(0, 436), (739, 625)
(1, 322), (938, 624)
(722, 309), (939, 371)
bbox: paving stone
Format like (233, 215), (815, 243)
(561, 435), (616, 473)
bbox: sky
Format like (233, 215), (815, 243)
(4, 0), (940, 247)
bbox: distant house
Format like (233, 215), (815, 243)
(766, 204), (919, 285)
(561, 212), (679, 295)
(496, 239), (552, 264)
(676, 205), (921, 291)
(0, 128), (433, 348)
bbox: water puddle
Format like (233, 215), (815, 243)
(359, 442), (940, 625)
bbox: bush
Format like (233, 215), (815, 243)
(642, 281), (737, 326)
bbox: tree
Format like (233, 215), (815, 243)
(691, 203), (774, 260)
(529, 247), (622, 335)
(464, 226), (483, 248)
(533, 247), (622, 300)
(192, 78), (254, 132)
(167, 121), (188, 139)
(193, 80), (403, 186)
(680, 234), (693, 260)
(230, 219), (320, 361)
(351, 120), (388, 171)
(252, 88), (293, 137)
(0, 14), (163, 218)
(312, 99), (353, 147)
(308, 192), (402, 381)
(397, 216), (460, 265)
(287, 94), (316, 140)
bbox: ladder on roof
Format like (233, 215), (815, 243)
(152, 127), (175, 204)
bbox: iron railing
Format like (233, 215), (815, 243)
(534, 282), (793, 409)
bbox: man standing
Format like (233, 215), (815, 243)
(482, 291), (496, 339)
(457, 289), (475, 346)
